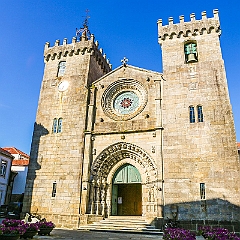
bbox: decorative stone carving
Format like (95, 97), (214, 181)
(101, 79), (148, 121)
(90, 142), (157, 182)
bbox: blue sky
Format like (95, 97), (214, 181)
(1, 0), (240, 154)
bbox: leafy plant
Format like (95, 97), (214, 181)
(0, 219), (26, 235)
(37, 220), (55, 229)
(197, 226), (240, 240)
(24, 222), (39, 231)
(163, 227), (196, 240)
(1, 219), (25, 227)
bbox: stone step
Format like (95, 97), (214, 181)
(78, 216), (162, 234)
(97, 220), (150, 225)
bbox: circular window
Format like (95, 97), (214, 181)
(113, 91), (139, 115)
(101, 79), (147, 121)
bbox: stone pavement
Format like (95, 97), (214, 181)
(34, 229), (164, 239)
(33, 229), (205, 240)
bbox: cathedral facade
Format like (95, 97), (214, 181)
(23, 9), (240, 230)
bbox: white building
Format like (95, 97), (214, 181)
(0, 148), (14, 205)
(3, 147), (29, 202)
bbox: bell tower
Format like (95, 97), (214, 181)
(158, 10), (240, 224)
(23, 26), (111, 228)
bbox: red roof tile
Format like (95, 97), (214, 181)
(0, 148), (14, 158)
(3, 147), (29, 159)
(237, 142), (240, 150)
(12, 159), (29, 166)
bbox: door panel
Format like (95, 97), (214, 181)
(111, 185), (118, 215)
(113, 164), (141, 184)
(117, 184), (142, 216)
(112, 164), (142, 216)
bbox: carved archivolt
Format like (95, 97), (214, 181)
(90, 142), (157, 182)
(101, 79), (148, 121)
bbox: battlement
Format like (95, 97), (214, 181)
(44, 34), (112, 73)
(158, 9), (221, 42)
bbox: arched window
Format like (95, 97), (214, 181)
(197, 105), (204, 122)
(57, 61), (66, 77)
(52, 118), (58, 133)
(57, 118), (63, 133)
(184, 41), (198, 63)
(52, 118), (63, 133)
(189, 106), (195, 123)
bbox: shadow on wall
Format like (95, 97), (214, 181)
(158, 198), (240, 232)
(22, 123), (49, 215)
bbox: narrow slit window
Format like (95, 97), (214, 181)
(52, 182), (57, 197)
(52, 118), (58, 133)
(200, 183), (206, 200)
(57, 61), (66, 77)
(197, 105), (204, 122)
(57, 118), (63, 133)
(189, 106), (195, 123)
(184, 42), (198, 63)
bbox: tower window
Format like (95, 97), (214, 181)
(52, 118), (63, 133)
(52, 182), (57, 197)
(57, 118), (62, 133)
(53, 118), (58, 133)
(197, 105), (204, 122)
(57, 61), (66, 77)
(189, 106), (195, 123)
(184, 42), (198, 63)
(200, 183), (206, 199)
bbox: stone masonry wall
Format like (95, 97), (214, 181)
(158, 10), (240, 222)
(23, 36), (111, 229)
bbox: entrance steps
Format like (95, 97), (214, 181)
(78, 216), (163, 234)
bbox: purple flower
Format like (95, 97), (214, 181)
(37, 221), (55, 229)
(24, 222), (39, 231)
(197, 226), (240, 240)
(0, 223), (27, 235)
(163, 227), (196, 240)
(2, 219), (25, 227)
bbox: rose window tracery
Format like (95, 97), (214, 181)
(101, 79), (147, 121)
(121, 97), (132, 108)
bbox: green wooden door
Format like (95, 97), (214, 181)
(113, 164), (141, 184)
(112, 185), (118, 215)
(112, 164), (142, 216)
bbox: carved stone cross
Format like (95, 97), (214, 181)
(121, 57), (128, 66)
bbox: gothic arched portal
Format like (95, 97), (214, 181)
(87, 142), (159, 218)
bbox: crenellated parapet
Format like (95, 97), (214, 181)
(44, 34), (112, 72)
(158, 9), (221, 43)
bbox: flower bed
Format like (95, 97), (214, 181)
(0, 218), (56, 239)
(37, 220), (55, 236)
(0, 219), (26, 235)
(37, 220), (55, 229)
(197, 226), (240, 240)
(163, 226), (240, 240)
(163, 227), (196, 240)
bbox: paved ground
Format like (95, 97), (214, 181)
(33, 229), (163, 240)
(32, 229), (164, 239)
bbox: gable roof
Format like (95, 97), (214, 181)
(3, 147), (29, 159)
(93, 64), (163, 84)
(0, 147), (14, 159)
(3, 147), (29, 166)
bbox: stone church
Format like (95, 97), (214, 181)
(23, 9), (240, 230)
